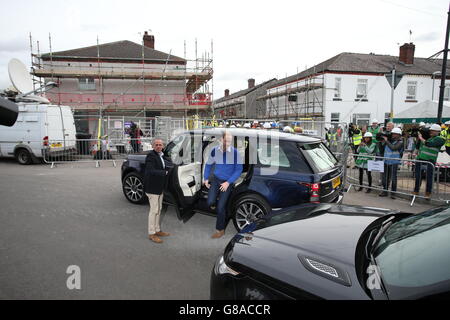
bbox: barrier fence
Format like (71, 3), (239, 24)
(41, 138), (154, 168)
(346, 153), (450, 206)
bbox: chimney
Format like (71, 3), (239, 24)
(248, 78), (255, 89)
(224, 89), (230, 97)
(399, 42), (415, 65)
(143, 31), (155, 49)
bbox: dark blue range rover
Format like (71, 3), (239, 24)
(121, 128), (344, 231)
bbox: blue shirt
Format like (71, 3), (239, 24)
(204, 146), (243, 184)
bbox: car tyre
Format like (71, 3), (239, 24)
(16, 149), (33, 165)
(122, 172), (147, 205)
(232, 194), (271, 232)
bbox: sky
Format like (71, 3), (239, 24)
(0, 0), (448, 99)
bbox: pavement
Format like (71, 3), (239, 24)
(0, 159), (436, 300)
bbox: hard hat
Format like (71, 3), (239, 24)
(419, 122), (426, 127)
(372, 119), (379, 124)
(283, 126), (293, 133)
(445, 121), (450, 125)
(430, 124), (442, 132)
(363, 132), (373, 138)
(253, 120), (259, 124)
(263, 122), (271, 129)
(391, 128), (402, 135)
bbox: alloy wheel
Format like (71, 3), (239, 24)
(124, 176), (144, 202)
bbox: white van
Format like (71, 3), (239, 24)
(0, 103), (77, 164)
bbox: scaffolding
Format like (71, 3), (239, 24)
(28, 34), (214, 117)
(257, 69), (325, 120)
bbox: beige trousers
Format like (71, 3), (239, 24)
(147, 193), (164, 235)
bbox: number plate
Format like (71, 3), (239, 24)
(332, 176), (341, 189)
(51, 143), (62, 148)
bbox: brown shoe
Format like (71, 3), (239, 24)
(425, 192), (432, 199)
(412, 192), (419, 196)
(156, 231), (170, 237)
(149, 235), (163, 243)
(211, 230), (225, 239)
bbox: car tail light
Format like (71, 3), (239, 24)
(310, 183), (320, 203)
(298, 182), (321, 203)
(43, 136), (49, 147)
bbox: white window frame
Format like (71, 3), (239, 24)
(79, 78), (96, 91)
(406, 81), (417, 100)
(331, 113), (340, 122)
(356, 79), (368, 100)
(444, 85), (450, 102)
(334, 78), (342, 99)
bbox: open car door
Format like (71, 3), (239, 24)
(165, 133), (203, 222)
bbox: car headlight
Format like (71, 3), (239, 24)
(217, 256), (239, 276)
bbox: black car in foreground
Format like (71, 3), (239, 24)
(211, 203), (450, 300)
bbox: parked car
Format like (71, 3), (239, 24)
(0, 102), (76, 164)
(210, 203), (450, 300)
(121, 128), (344, 231)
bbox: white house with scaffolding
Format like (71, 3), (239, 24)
(257, 43), (450, 127)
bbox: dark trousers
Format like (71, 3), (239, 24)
(446, 146), (450, 156)
(414, 162), (434, 194)
(359, 168), (372, 187)
(383, 164), (399, 192)
(207, 175), (234, 231)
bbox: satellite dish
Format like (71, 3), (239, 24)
(8, 58), (34, 94)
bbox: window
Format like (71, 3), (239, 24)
(334, 78), (342, 99)
(444, 86), (450, 101)
(406, 81), (417, 100)
(356, 79), (368, 100)
(331, 113), (340, 123)
(373, 207), (450, 298)
(299, 143), (338, 173)
(257, 140), (290, 168)
(79, 78), (96, 91)
(352, 113), (371, 127)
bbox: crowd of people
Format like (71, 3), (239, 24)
(349, 119), (449, 199)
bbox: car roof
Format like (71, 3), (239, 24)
(187, 128), (321, 143)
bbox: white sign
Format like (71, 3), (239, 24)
(368, 160), (384, 172)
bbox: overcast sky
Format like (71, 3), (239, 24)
(0, 0), (448, 98)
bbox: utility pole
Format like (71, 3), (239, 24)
(390, 65), (396, 123)
(437, 4), (450, 123)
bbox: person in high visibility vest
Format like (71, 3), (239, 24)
(352, 126), (363, 162)
(379, 128), (404, 199)
(355, 132), (377, 193)
(368, 119), (381, 142)
(441, 120), (450, 155)
(413, 124), (445, 198)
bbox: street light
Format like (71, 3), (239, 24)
(432, 71), (441, 101)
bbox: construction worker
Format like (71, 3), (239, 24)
(352, 125), (363, 151)
(441, 120), (450, 155)
(368, 119), (381, 142)
(413, 124), (446, 198)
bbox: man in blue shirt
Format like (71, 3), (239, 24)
(203, 131), (243, 239)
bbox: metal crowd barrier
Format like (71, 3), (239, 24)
(346, 153), (450, 206)
(42, 138), (153, 168)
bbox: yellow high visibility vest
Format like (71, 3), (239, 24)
(353, 132), (363, 146)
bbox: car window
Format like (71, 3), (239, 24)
(299, 142), (338, 172)
(165, 134), (189, 165)
(257, 140), (290, 168)
(373, 207), (450, 295)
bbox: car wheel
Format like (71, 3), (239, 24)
(122, 172), (147, 204)
(232, 194), (271, 232)
(16, 149), (33, 165)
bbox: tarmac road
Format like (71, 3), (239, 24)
(0, 160), (434, 300)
